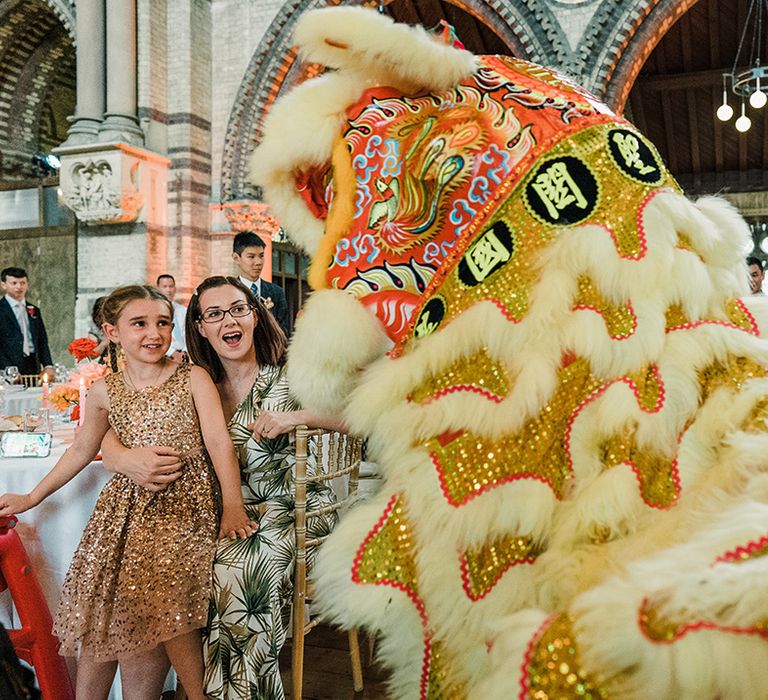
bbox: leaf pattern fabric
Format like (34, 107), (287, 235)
(203, 365), (338, 699)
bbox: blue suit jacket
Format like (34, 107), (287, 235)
(260, 280), (290, 336)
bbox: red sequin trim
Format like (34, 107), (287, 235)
(715, 535), (768, 563)
(517, 614), (557, 700)
(415, 383), (506, 406)
(350, 496), (434, 699)
(429, 450), (562, 508)
(666, 299), (759, 337)
(617, 364), (665, 413)
(572, 299), (638, 340)
(638, 596), (768, 644)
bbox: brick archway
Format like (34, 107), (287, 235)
(0, 0), (75, 180)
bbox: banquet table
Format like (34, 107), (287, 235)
(0, 426), (176, 697)
(2, 386), (45, 418)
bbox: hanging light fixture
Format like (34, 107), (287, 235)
(716, 0), (768, 132)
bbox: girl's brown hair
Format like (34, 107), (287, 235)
(101, 285), (174, 371)
(186, 276), (287, 384)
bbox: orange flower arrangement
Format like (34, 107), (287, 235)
(49, 356), (111, 421)
(68, 337), (100, 362)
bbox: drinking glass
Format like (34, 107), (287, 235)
(4, 366), (19, 385)
(24, 408), (50, 433)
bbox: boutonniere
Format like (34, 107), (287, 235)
(261, 296), (275, 310)
(26, 305), (36, 319)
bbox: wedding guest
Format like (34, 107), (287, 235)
(747, 256), (765, 295)
(103, 276), (341, 698)
(0, 284), (256, 700)
(90, 296), (109, 360)
(232, 231), (290, 335)
(0, 267), (53, 375)
(156, 274), (187, 362)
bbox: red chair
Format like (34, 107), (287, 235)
(0, 516), (74, 700)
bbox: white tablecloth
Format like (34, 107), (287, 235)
(2, 386), (45, 417)
(0, 428), (175, 696)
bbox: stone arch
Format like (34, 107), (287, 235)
(0, 0), (75, 179)
(585, 0), (702, 112)
(220, 0), (328, 202)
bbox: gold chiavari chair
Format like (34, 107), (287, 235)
(18, 374), (40, 388)
(292, 426), (364, 699)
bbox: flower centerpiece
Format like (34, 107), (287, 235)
(49, 338), (110, 421)
(68, 337), (101, 362)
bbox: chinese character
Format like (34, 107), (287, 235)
(530, 161), (589, 220)
(612, 132), (655, 175)
(465, 228), (511, 282)
(415, 310), (440, 337)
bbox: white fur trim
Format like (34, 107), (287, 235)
(287, 289), (390, 415)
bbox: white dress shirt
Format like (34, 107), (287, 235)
(7, 296), (34, 355)
(239, 275), (261, 298)
(167, 301), (187, 354)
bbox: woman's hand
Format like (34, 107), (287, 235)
(103, 445), (183, 491)
(219, 507), (259, 540)
(248, 409), (300, 441)
(0, 493), (34, 517)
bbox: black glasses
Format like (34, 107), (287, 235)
(199, 303), (253, 324)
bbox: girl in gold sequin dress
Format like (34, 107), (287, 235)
(0, 285), (258, 700)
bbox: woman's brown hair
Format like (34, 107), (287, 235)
(186, 276), (287, 384)
(101, 285), (174, 372)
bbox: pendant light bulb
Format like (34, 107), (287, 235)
(717, 89), (734, 120)
(750, 77), (767, 108)
(735, 101), (752, 132)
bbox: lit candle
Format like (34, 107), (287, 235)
(78, 377), (86, 426)
(42, 372), (49, 408)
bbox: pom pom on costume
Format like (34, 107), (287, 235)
(254, 8), (768, 698)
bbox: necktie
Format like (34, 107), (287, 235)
(251, 283), (259, 298)
(14, 302), (31, 355)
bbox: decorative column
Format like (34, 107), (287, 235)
(98, 0), (144, 145)
(61, 0), (105, 145)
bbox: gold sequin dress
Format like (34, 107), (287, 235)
(53, 363), (219, 661)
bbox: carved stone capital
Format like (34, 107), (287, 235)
(214, 200), (284, 240)
(54, 143), (169, 225)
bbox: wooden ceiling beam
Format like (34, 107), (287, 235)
(680, 11), (701, 186)
(712, 86), (725, 174)
(636, 66), (753, 92)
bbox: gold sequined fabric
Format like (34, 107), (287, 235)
(522, 613), (607, 699)
(53, 363), (219, 661)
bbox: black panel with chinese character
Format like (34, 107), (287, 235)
(524, 156), (598, 226)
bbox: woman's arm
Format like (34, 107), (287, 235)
(249, 407), (347, 442)
(101, 429), (183, 492)
(0, 380), (111, 516)
(189, 366), (258, 539)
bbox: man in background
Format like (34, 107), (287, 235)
(232, 231), (289, 335)
(0, 267), (53, 375)
(747, 256), (765, 295)
(156, 274), (187, 362)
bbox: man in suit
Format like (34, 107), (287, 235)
(232, 231), (290, 335)
(156, 273), (188, 362)
(0, 267), (53, 375)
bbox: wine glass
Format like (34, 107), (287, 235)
(4, 366), (19, 385)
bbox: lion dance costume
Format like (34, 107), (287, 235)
(254, 8), (768, 698)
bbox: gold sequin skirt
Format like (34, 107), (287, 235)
(53, 458), (219, 661)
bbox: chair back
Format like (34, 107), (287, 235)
(19, 374), (40, 388)
(292, 427), (364, 698)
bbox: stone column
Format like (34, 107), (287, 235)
(98, 0), (144, 145)
(61, 0), (106, 146)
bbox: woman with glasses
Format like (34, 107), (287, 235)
(103, 276), (341, 699)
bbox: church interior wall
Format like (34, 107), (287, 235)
(0, 225), (75, 360)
